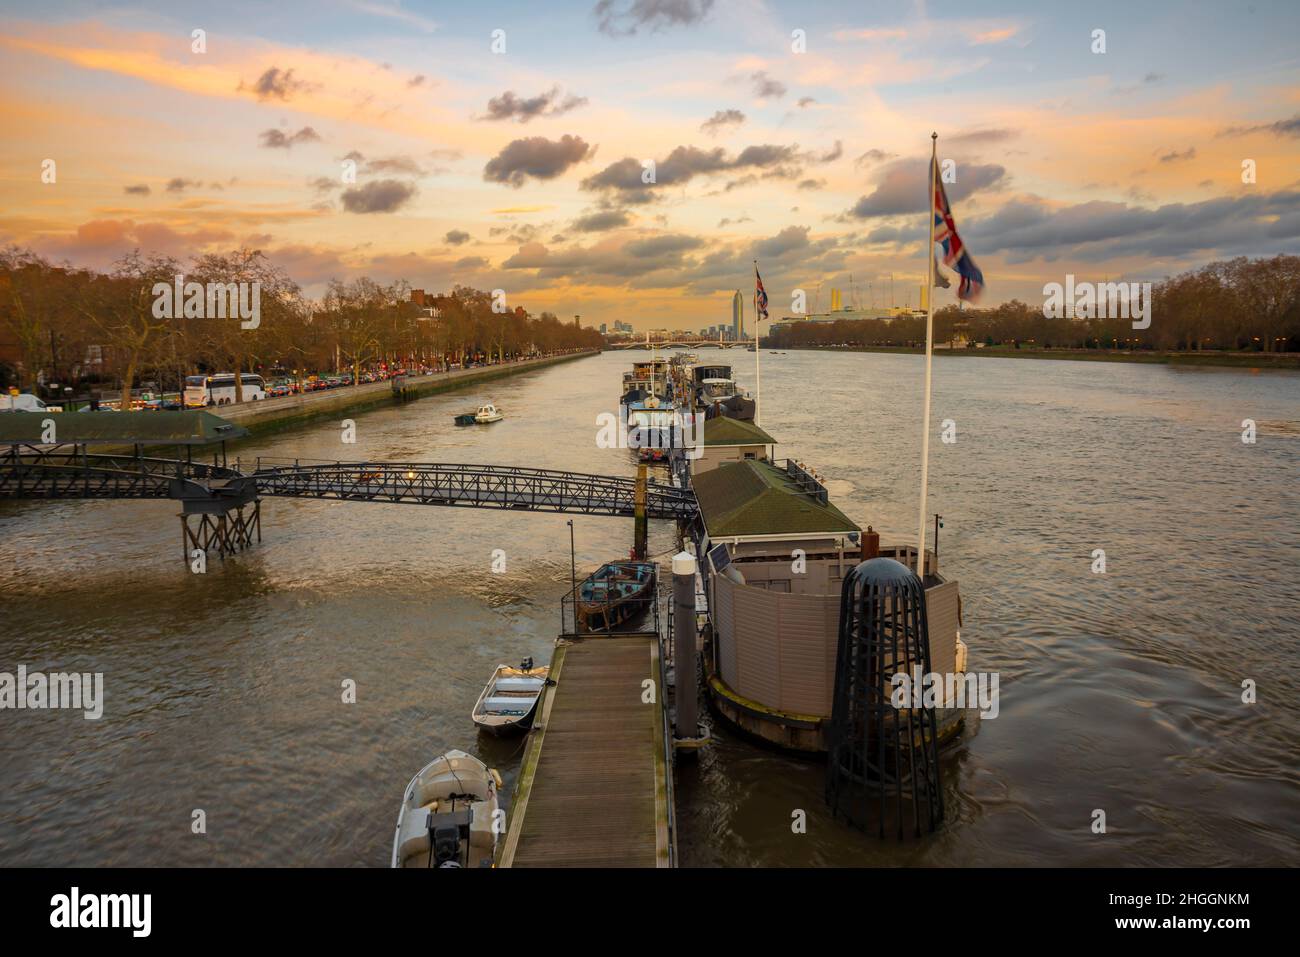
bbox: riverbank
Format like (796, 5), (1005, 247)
(768, 345), (1300, 369)
(216, 351), (598, 440)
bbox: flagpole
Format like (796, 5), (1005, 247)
(753, 260), (761, 426)
(916, 132), (938, 580)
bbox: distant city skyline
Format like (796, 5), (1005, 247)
(2, 1), (1298, 329)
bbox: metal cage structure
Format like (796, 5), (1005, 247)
(826, 557), (944, 839)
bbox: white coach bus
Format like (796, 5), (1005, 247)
(184, 373), (266, 408)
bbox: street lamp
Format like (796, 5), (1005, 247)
(566, 519), (576, 597)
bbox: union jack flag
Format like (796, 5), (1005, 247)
(932, 158), (985, 302)
(755, 265), (769, 322)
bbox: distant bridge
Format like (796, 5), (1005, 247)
(0, 448), (697, 520)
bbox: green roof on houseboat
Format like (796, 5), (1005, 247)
(699, 416), (777, 447)
(691, 459), (859, 539)
(0, 410), (249, 446)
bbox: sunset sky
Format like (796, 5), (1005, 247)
(2, 0), (1298, 330)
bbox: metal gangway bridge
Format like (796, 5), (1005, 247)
(0, 448), (694, 517)
(0, 410), (697, 561)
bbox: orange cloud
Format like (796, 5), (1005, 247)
(968, 27), (1019, 45)
(0, 21), (466, 141)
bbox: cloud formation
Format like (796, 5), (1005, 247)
(482, 87), (588, 123)
(1218, 113), (1300, 139)
(243, 66), (314, 101)
(582, 142), (817, 202)
(340, 179), (417, 213)
(260, 127), (321, 149)
(856, 148), (897, 166)
(949, 128), (1019, 145)
(483, 135), (594, 187)
(594, 0), (714, 36)
(503, 231), (705, 282)
(365, 155), (425, 175)
(750, 71), (786, 99)
(846, 157), (1007, 219)
(700, 109), (745, 135)
(966, 190), (1300, 263)
(572, 209), (632, 231)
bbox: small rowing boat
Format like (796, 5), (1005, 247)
(576, 561), (657, 632)
(471, 658), (549, 736)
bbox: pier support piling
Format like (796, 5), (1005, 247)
(174, 474), (264, 564)
(180, 500), (262, 562)
(671, 551), (701, 742)
(633, 464), (648, 559)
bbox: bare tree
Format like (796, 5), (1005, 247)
(76, 252), (180, 410)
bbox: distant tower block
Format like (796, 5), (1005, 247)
(826, 557), (944, 838)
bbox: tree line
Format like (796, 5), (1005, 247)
(0, 247), (604, 406)
(767, 255), (1300, 353)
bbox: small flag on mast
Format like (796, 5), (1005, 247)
(932, 158), (984, 301)
(754, 264), (769, 322)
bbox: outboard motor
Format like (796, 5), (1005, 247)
(425, 808), (472, 868)
(432, 825), (461, 866)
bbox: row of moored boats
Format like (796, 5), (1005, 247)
(621, 351), (756, 464)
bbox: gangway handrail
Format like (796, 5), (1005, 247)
(0, 451), (698, 519)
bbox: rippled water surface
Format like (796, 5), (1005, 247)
(2, 351), (1298, 866)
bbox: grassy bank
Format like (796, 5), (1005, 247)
(771, 345), (1300, 369)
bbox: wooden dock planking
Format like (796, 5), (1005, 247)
(500, 634), (672, 868)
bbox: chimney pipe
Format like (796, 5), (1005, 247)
(861, 525), (880, 561)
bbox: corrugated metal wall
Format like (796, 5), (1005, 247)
(925, 580), (959, 677)
(715, 570), (738, 689)
(713, 572), (961, 718)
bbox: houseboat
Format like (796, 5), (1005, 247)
(685, 453), (968, 753)
(699, 377), (743, 406)
(625, 393), (677, 463)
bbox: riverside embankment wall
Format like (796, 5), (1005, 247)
(216, 351), (597, 439)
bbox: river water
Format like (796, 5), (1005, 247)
(1, 350), (1298, 867)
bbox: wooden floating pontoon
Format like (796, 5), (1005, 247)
(498, 634), (672, 868)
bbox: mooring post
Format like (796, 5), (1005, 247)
(672, 550), (699, 738)
(633, 463), (648, 559)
